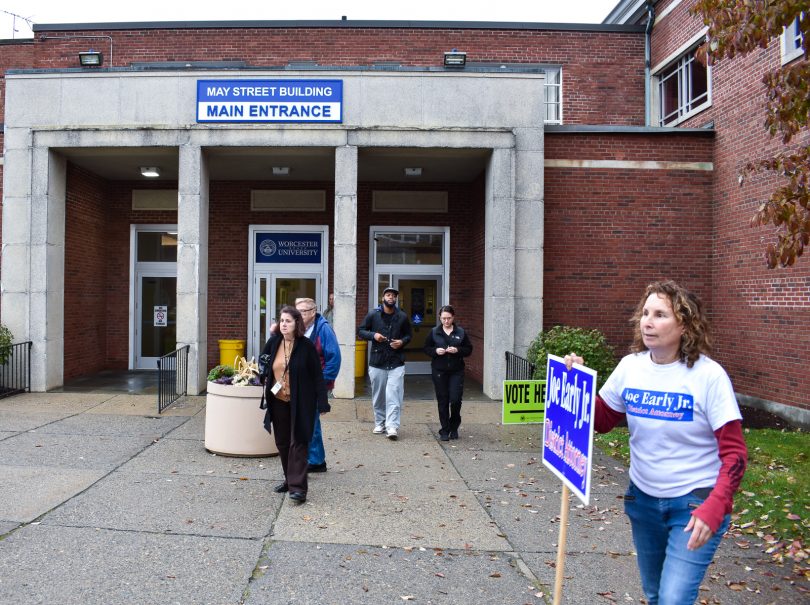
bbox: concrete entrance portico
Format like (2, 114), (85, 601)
(3, 69), (545, 400)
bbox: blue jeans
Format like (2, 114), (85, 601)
(624, 482), (730, 605)
(307, 412), (326, 465)
(368, 365), (405, 430)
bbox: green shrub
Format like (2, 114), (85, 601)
(0, 324), (13, 365)
(207, 364), (235, 382)
(526, 325), (617, 390)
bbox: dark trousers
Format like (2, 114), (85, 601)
(270, 398), (308, 494)
(431, 368), (464, 434)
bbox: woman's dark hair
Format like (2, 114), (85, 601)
(272, 305), (306, 338)
(438, 305), (455, 316)
(629, 280), (712, 368)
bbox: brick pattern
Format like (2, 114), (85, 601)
(650, 2), (810, 410)
(544, 132), (714, 355)
(64, 165), (114, 380)
(19, 27), (646, 126)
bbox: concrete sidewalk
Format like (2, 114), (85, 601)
(0, 393), (800, 604)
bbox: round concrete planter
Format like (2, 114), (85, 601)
(204, 381), (278, 457)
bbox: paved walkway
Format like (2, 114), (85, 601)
(0, 393), (802, 604)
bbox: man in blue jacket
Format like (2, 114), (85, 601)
(295, 297), (341, 472)
(357, 287), (412, 440)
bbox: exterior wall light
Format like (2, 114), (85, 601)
(443, 50), (466, 67)
(78, 50), (103, 67)
(272, 166), (290, 176)
(404, 167), (422, 177)
(140, 166), (161, 178)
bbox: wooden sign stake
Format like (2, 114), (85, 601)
(553, 484), (570, 605)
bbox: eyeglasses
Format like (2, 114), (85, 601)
(298, 307), (316, 313)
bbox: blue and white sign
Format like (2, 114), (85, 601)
(255, 233), (321, 264)
(542, 354), (597, 505)
(623, 388), (694, 421)
(197, 80), (343, 123)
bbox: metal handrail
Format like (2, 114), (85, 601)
(0, 341), (33, 400)
(157, 345), (190, 413)
(505, 351), (536, 381)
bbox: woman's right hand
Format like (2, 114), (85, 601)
(564, 353), (584, 370)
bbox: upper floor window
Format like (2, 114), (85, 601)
(657, 47), (710, 127)
(781, 15), (805, 65)
(544, 67), (562, 124)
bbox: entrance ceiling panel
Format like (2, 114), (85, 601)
(55, 147), (179, 181)
(359, 148), (490, 183)
(52, 146), (490, 183)
(205, 147), (335, 181)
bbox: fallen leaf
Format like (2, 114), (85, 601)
(489, 572), (501, 578)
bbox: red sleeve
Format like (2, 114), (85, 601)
(693, 419), (748, 533)
(595, 395), (625, 433)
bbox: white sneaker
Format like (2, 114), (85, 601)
(373, 425), (385, 435)
(386, 428), (398, 440)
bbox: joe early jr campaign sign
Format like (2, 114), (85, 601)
(542, 354), (597, 505)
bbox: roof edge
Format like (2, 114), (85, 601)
(32, 19), (645, 34)
(546, 124), (714, 136)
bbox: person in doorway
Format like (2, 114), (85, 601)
(423, 305), (473, 441)
(564, 280), (747, 605)
(260, 306), (329, 504)
(357, 287), (412, 440)
(295, 297), (341, 473)
(322, 292), (335, 325)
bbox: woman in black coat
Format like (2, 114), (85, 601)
(260, 305), (329, 504)
(423, 305), (473, 441)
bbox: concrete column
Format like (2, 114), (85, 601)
(11, 144), (67, 391)
(176, 145), (209, 395)
(482, 147), (516, 399)
(1, 130), (33, 379)
(332, 145), (358, 398)
(513, 128), (544, 356)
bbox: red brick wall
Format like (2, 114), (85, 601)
(544, 132), (715, 355)
(28, 26), (645, 126)
(650, 2), (810, 410)
(650, 0), (706, 68)
(64, 164), (110, 380)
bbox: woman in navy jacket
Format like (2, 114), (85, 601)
(423, 305), (473, 441)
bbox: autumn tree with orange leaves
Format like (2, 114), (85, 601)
(691, 1), (808, 268)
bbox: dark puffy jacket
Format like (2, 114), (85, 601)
(357, 307), (412, 369)
(423, 324), (473, 373)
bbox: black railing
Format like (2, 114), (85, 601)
(0, 341), (32, 400)
(157, 345), (190, 413)
(505, 351), (536, 381)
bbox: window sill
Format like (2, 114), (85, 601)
(660, 100), (712, 128)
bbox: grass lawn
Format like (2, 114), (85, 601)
(594, 426), (809, 563)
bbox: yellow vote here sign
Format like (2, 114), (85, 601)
(502, 380), (546, 424)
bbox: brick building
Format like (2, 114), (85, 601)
(0, 2), (806, 422)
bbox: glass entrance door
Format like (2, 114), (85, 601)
(394, 276), (441, 375)
(252, 275), (318, 358)
(135, 274), (177, 369)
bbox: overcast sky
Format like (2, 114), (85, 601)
(0, 1), (620, 39)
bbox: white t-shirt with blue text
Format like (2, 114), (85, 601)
(599, 352), (741, 498)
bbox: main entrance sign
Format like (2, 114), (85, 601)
(197, 79), (343, 123)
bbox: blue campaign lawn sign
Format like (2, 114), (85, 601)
(542, 354), (597, 505)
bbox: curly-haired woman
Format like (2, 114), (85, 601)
(566, 281), (747, 605)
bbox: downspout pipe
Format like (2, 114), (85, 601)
(645, 1), (655, 126)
